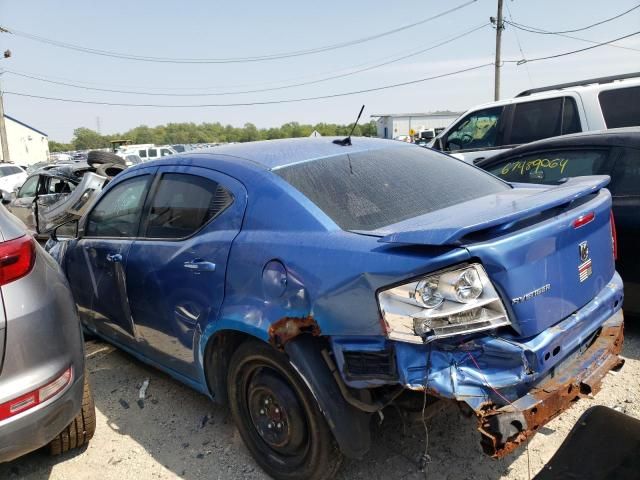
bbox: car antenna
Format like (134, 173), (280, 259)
(333, 105), (365, 146)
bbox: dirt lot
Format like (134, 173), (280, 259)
(2, 320), (639, 480)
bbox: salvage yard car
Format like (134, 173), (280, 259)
(0, 206), (95, 462)
(4, 164), (107, 238)
(0, 164), (27, 203)
(47, 137), (624, 479)
(476, 127), (640, 316)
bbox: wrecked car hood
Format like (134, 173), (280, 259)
(36, 172), (106, 233)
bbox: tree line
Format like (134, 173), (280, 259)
(49, 120), (378, 152)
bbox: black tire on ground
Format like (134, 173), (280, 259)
(226, 340), (343, 480)
(49, 371), (96, 456)
(87, 150), (126, 167)
(95, 163), (126, 178)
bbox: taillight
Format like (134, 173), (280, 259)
(0, 367), (73, 421)
(610, 211), (618, 261)
(0, 235), (35, 286)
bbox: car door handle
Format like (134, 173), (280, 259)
(183, 259), (216, 272)
(106, 253), (123, 263)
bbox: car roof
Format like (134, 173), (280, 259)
(182, 136), (412, 170)
(476, 128), (640, 167)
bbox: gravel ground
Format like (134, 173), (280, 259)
(2, 320), (639, 480)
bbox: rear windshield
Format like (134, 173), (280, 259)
(275, 146), (509, 231)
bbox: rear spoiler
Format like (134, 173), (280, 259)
(374, 176), (610, 247)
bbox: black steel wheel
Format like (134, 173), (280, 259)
(227, 340), (343, 480)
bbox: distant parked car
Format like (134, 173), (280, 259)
(48, 137), (624, 479)
(0, 164), (27, 203)
(0, 206), (95, 462)
(117, 144), (176, 162)
(476, 127), (640, 315)
(431, 72), (640, 163)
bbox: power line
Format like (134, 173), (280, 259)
(507, 30), (640, 65)
(504, 2), (533, 87)
(3, 63), (493, 107)
(506, 3), (640, 35)
(3, 24), (489, 97)
(505, 21), (640, 53)
(1, 1), (477, 64)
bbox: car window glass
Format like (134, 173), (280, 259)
(486, 149), (609, 184)
(139, 150), (147, 158)
(276, 146), (509, 231)
(160, 149), (172, 156)
(0, 167), (9, 177)
(144, 173), (233, 239)
(610, 147), (640, 195)
(47, 178), (76, 194)
(599, 86), (640, 128)
(85, 175), (150, 237)
(148, 149), (158, 157)
(510, 98), (563, 145)
(561, 97), (581, 135)
(445, 107), (503, 151)
(17, 176), (38, 197)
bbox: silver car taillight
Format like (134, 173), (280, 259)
(378, 263), (510, 343)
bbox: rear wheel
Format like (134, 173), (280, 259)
(227, 340), (343, 480)
(49, 371), (96, 455)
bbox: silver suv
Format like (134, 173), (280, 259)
(0, 205), (95, 462)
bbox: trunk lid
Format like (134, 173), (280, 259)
(370, 176), (615, 337)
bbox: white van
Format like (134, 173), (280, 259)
(117, 144), (176, 162)
(431, 72), (640, 163)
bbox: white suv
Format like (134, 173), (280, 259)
(431, 72), (640, 163)
(0, 164), (27, 202)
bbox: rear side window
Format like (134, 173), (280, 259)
(144, 173), (233, 239)
(486, 149), (609, 185)
(85, 175), (150, 237)
(138, 150), (147, 158)
(275, 147), (509, 231)
(148, 149), (158, 158)
(610, 147), (640, 195)
(510, 98), (564, 145)
(599, 86), (640, 128)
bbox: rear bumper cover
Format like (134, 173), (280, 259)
(0, 372), (83, 463)
(478, 309), (623, 457)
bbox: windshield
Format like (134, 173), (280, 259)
(275, 146), (509, 231)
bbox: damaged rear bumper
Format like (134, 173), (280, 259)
(478, 309), (623, 457)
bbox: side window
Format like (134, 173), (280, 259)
(610, 147), (640, 196)
(148, 149), (158, 158)
(486, 149), (609, 185)
(17, 176), (39, 198)
(510, 98), (563, 145)
(561, 97), (581, 135)
(599, 86), (640, 128)
(47, 178), (75, 194)
(160, 149), (173, 156)
(138, 150), (147, 158)
(445, 106), (504, 152)
(85, 175), (150, 238)
(143, 173), (233, 239)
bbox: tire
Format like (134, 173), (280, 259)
(95, 163), (126, 178)
(49, 371), (96, 455)
(87, 150), (126, 167)
(227, 340), (343, 480)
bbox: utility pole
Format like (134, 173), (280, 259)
(492, 0), (504, 101)
(0, 87), (9, 163)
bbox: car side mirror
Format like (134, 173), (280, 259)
(2, 190), (16, 203)
(51, 219), (79, 242)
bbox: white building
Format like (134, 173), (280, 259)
(0, 115), (50, 166)
(372, 112), (462, 139)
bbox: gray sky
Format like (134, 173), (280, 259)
(1, 0), (639, 142)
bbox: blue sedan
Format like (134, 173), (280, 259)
(50, 137), (624, 479)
